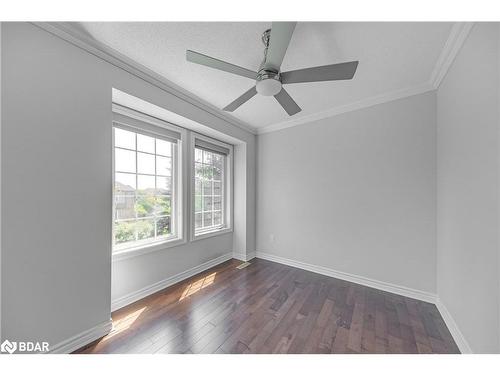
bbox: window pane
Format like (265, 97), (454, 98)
(213, 181), (222, 196)
(213, 167), (222, 181)
(203, 212), (213, 227)
(203, 150), (213, 164)
(195, 213), (202, 229)
(194, 178), (202, 195)
(135, 195), (155, 218)
(194, 147), (227, 235)
(114, 125), (177, 251)
(115, 128), (136, 150)
(115, 148), (136, 173)
(155, 196), (171, 216)
(195, 163), (203, 179)
(136, 219), (155, 240)
(194, 195), (202, 212)
(115, 195), (134, 218)
(156, 216), (171, 237)
(137, 152), (155, 174)
(115, 220), (136, 244)
(214, 211), (222, 226)
(137, 174), (155, 192)
(213, 154), (223, 170)
(137, 134), (155, 153)
(156, 176), (172, 195)
(203, 180), (212, 196)
(115, 195), (136, 220)
(201, 165), (213, 179)
(213, 196), (222, 211)
(195, 148), (203, 163)
(156, 156), (171, 176)
(156, 139), (172, 157)
(115, 172), (136, 193)
(203, 196), (212, 211)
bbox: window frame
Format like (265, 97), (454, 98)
(190, 132), (233, 241)
(112, 104), (186, 261)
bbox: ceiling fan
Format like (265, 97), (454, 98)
(186, 22), (359, 116)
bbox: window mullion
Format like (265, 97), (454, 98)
(154, 138), (157, 240)
(134, 133), (139, 242)
(170, 142), (175, 238)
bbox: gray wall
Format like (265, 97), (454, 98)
(3, 21), (500, 354)
(112, 234), (233, 303)
(257, 91), (437, 293)
(436, 23), (500, 353)
(1, 23), (256, 346)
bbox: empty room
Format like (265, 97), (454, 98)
(1, 1), (500, 370)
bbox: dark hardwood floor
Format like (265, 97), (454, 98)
(75, 258), (460, 354)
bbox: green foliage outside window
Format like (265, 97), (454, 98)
(115, 193), (172, 245)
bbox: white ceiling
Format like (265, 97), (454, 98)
(76, 22), (453, 131)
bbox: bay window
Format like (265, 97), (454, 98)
(111, 104), (233, 256)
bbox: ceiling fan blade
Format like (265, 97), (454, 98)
(223, 86), (257, 112)
(264, 22), (297, 72)
(186, 50), (257, 80)
(274, 88), (301, 116)
(281, 61), (359, 84)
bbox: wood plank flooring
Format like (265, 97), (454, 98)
(74, 258), (460, 354)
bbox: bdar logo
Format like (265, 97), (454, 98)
(1, 340), (17, 354)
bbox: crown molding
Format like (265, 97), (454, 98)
(430, 22), (474, 89)
(257, 82), (435, 135)
(32, 22), (472, 137)
(31, 22), (257, 136)
(257, 22), (473, 135)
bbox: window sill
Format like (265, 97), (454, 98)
(191, 227), (233, 242)
(112, 237), (187, 262)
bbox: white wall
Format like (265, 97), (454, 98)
(1, 22), (256, 347)
(436, 23), (500, 353)
(257, 91), (437, 294)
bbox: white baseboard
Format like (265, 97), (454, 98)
(111, 252), (232, 312)
(49, 319), (112, 354)
(435, 298), (473, 354)
(232, 251), (256, 262)
(232, 251), (246, 261)
(256, 251), (437, 304)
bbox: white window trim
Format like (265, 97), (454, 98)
(112, 237), (187, 262)
(190, 132), (234, 242)
(112, 104), (187, 261)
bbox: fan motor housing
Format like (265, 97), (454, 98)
(256, 69), (282, 96)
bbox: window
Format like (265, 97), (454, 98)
(193, 136), (232, 237)
(113, 111), (181, 252)
(111, 103), (234, 256)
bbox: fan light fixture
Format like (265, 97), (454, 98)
(256, 71), (282, 96)
(186, 22), (359, 116)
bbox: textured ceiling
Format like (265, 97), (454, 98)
(76, 22), (453, 130)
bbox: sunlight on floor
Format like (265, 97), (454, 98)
(179, 272), (217, 301)
(103, 306), (147, 341)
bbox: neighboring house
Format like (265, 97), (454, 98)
(115, 181), (135, 220)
